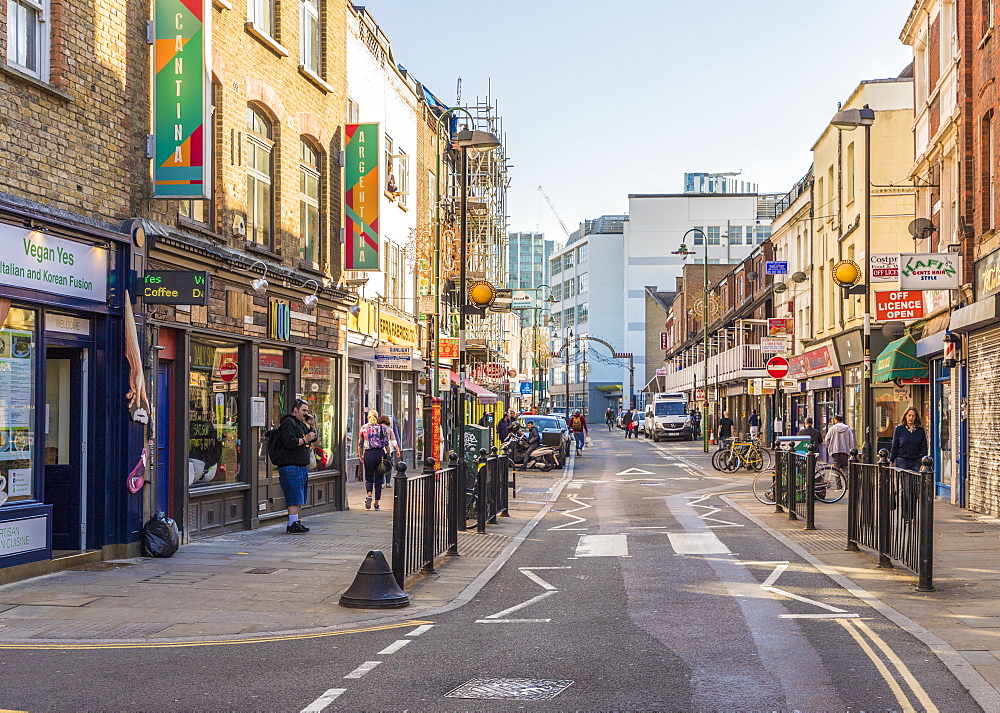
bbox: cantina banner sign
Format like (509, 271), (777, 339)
(153, 0), (211, 198)
(345, 123), (380, 270)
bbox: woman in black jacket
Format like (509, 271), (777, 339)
(889, 407), (928, 472)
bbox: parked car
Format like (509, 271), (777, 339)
(521, 415), (571, 465)
(547, 409), (568, 422)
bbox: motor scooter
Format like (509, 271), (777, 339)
(500, 433), (560, 472)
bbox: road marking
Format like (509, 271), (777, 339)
(780, 613), (860, 619)
(616, 467), (654, 475)
(344, 661), (381, 679)
(687, 493), (743, 528)
(406, 624), (434, 637)
(762, 586), (849, 613)
(301, 688), (346, 712)
(575, 534), (628, 557)
(667, 532), (731, 555)
(852, 619), (939, 713)
(548, 497), (591, 531)
(839, 620), (920, 713)
(475, 618), (551, 624)
(481, 591), (555, 620)
(761, 563), (788, 588)
(377, 639), (411, 655)
(519, 568), (559, 590)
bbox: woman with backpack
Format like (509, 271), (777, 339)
(377, 415), (402, 488)
(357, 410), (394, 510)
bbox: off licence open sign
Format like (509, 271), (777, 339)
(875, 290), (925, 321)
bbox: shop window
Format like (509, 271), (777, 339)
(301, 353), (336, 471)
(299, 140), (321, 264)
(347, 364), (361, 455)
(188, 340), (240, 488)
(0, 307), (36, 503)
(246, 106), (274, 248)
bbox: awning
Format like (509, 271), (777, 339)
(596, 384), (623, 393)
(873, 334), (928, 383)
(448, 371), (498, 404)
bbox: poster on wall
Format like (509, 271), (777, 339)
(152, 0), (211, 198)
(344, 122), (380, 270)
(0, 308), (35, 504)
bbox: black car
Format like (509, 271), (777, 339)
(519, 415), (571, 465)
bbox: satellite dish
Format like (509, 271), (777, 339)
(773, 281), (787, 294)
(881, 321), (906, 339)
(747, 270), (759, 282)
(907, 218), (936, 239)
(791, 271), (807, 283)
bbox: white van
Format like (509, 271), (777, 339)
(644, 393), (694, 441)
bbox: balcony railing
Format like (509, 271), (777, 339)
(662, 344), (769, 392)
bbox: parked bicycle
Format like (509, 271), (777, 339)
(751, 462), (847, 505)
(712, 436), (772, 472)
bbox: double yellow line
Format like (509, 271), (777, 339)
(838, 618), (938, 712)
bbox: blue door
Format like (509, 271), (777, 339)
(44, 347), (85, 551)
(156, 363), (171, 514)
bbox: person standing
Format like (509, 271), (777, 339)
(568, 409), (589, 455)
(269, 399), (317, 534)
(823, 415), (855, 471)
(748, 411), (761, 439)
(357, 410), (393, 510)
(690, 407), (702, 439)
(798, 417), (822, 449)
(889, 407), (928, 472)
(717, 410), (734, 443)
(376, 415), (402, 488)
(497, 412), (512, 444)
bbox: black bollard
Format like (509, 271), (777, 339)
(390, 461), (409, 586)
(916, 455), (935, 592)
(846, 448), (860, 551)
(805, 443), (816, 530)
(339, 550), (409, 608)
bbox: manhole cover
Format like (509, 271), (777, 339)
(244, 567), (279, 575)
(445, 678), (573, 701)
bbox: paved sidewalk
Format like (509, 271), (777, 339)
(0, 466), (568, 644)
(728, 483), (1000, 705)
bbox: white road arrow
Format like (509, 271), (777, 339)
(615, 467), (654, 476)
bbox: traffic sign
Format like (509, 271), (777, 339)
(519, 382), (533, 395)
(766, 356), (789, 379)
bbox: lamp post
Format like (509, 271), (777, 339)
(673, 228), (710, 452)
(523, 304), (553, 411)
(832, 104), (876, 460)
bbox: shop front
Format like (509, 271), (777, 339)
(788, 342), (841, 435)
(0, 217), (136, 574)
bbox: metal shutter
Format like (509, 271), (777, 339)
(966, 325), (1000, 516)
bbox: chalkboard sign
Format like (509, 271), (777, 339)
(142, 270), (210, 305)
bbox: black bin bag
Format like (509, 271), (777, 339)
(142, 512), (180, 558)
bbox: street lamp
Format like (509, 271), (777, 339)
(673, 228), (710, 452)
(832, 104), (876, 460)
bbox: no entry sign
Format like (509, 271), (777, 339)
(766, 356), (789, 379)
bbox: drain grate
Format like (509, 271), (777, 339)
(517, 487), (552, 494)
(138, 572), (215, 585)
(445, 678), (574, 701)
(456, 532), (511, 558)
(244, 567), (279, 575)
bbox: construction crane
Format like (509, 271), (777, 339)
(537, 185), (572, 240)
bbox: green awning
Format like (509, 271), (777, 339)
(595, 384), (623, 392)
(873, 334), (927, 383)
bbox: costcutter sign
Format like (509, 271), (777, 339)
(153, 0), (211, 198)
(0, 224), (107, 302)
(344, 123), (380, 270)
(875, 290), (925, 322)
(870, 254), (900, 282)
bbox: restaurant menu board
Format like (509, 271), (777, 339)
(0, 311), (35, 503)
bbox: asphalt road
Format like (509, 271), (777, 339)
(0, 430), (982, 712)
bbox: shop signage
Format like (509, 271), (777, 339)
(765, 261), (788, 275)
(748, 378), (763, 395)
(511, 291), (534, 309)
(152, 0), (210, 198)
(45, 314), (91, 336)
(375, 345), (412, 370)
(439, 338), (459, 359)
(760, 337), (787, 354)
(250, 397), (266, 427)
(762, 378), (777, 389)
(660, 332), (669, 350)
(871, 254), (900, 282)
(768, 318), (792, 336)
(788, 344), (839, 379)
(259, 352), (285, 369)
(431, 398), (442, 465)
(899, 253), (960, 290)
(379, 313), (418, 346)
(0, 515), (47, 558)
(975, 247), (1000, 299)
(344, 122), (380, 270)
(0, 225), (108, 302)
(269, 299), (291, 341)
(520, 382), (533, 395)
(875, 290), (925, 322)
(141, 270), (210, 305)
(655, 367), (666, 376)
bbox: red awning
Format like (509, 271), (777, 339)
(447, 370), (498, 404)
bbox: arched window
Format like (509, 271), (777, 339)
(299, 140), (321, 264)
(246, 106), (274, 247)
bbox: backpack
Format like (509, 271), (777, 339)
(366, 424), (390, 449)
(569, 415), (582, 430)
(262, 427), (280, 464)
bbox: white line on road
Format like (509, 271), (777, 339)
(406, 624), (434, 637)
(762, 586), (849, 613)
(780, 613), (860, 619)
(343, 661), (381, 679)
(483, 591), (555, 619)
(761, 563), (788, 588)
(376, 639), (412, 655)
(301, 688), (346, 712)
(666, 532), (732, 555)
(548, 497), (591, 531)
(519, 568), (558, 590)
(475, 618), (552, 623)
(575, 533), (629, 557)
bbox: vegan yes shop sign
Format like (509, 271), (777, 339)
(0, 225), (107, 302)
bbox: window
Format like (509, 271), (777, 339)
(577, 303), (589, 324)
(347, 98), (359, 123)
(246, 106), (274, 247)
(384, 135), (396, 196)
(396, 151), (409, 207)
(564, 279), (576, 298)
(300, 0), (320, 73)
(827, 165), (835, 210)
(189, 340), (241, 488)
(577, 272), (589, 294)
(179, 201), (208, 224)
(816, 177), (825, 211)
(552, 283), (562, 301)
(248, 0), (275, 37)
(755, 226), (770, 243)
(300, 354), (339, 470)
(299, 140), (320, 264)
(7, 0), (47, 79)
(179, 86), (219, 227)
(693, 226), (704, 245)
(563, 251), (575, 268)
(564, 307), (575, 326)
(706, 226), (721, 245)
(847, 143), (856, 201)
(983, 112), (994, 232)
(0, 307), (36, 502)
(729, 226), (742, 245)
(577, 244), (588, 263)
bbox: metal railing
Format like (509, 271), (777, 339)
(847, 449), (934, 591)
(774, 446), (816, 530)
(473, 448), (511, 533)
(390, 458), (459, 587)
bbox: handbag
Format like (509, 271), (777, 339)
(377, 451), (394, 477)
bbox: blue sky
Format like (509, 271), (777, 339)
(362, 0), (915, 243)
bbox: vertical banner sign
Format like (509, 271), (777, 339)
(344, 123), (380, 270)
(153, 0), (211, 198)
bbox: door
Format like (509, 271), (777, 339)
(257, 374), (287, 515)
(44, 347), (86, 552)
(156, 363), (171, 514)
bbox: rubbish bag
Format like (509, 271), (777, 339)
(142, 512), (180, 558)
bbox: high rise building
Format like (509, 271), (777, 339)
(507, 232), (554, 291)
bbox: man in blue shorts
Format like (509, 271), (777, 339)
(269, 399), (318, 534)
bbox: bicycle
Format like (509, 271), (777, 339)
(713, 437), (769, 472)
(752, 463), (847, 505)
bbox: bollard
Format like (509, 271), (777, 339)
(774, 449), (785, 514)
(448, 451), (463, 543)
(390, 462), (409, 588)
(786, 448), (797, 521)
(477, 449), (488, 533)
(846, 448), (860, 551)
(452, 450), (467, 534)
(876, 449), (893, 568)
(917, 456), (935, 592)
(805, 443), (816, 530)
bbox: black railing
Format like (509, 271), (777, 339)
(774, 445), (817, 529)
(391, 458), (460, 588)
(473, 448), (511, 533)
(847, 449), (934, 591)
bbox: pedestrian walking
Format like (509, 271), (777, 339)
(717, 410), (734, 442)
(357, 410), (394, 511)
(823, 415), (855, 470)
(497, 412), (512, 443)
(748, 411), (760, 439)
(568, 409), (589, 454)
(690, 407), (701, 439)
(268, 399), (317, 534)
(605, 407), (615, 430)
(376, 415), (402, 488)
(623, 408), (637, 439)
(889, 407), (928, 472)
(797, 417), (822, 449)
